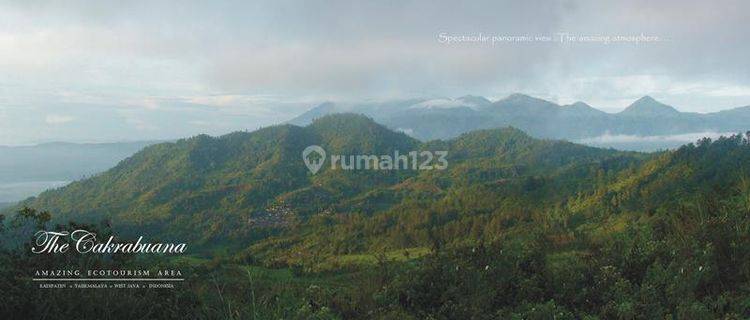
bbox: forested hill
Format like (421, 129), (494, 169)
(235, 125), (750, 319)
(10, 113), (750, 258)
(6, 114), (750, 318)
(8, 114), (638, 246)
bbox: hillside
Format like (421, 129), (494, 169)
(10, 114), (636, 247)
(236, 129), (750, 319)
(5, 116), (750, 318)
(8, 115), (418, 244)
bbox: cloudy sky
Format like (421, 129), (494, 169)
(1, 0), (749, 145)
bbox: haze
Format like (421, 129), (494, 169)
(1, 0), (749, 145)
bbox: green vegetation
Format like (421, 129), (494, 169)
(2, 114), (750, 318)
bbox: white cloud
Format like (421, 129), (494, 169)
(577, 131), (735, 144)
(188, 120), (211, 126)
(1, 0), (750, 144)
(397, 128), (415, 136)
(44, 114), (75, 125)
(705, 86), (750, 98)
(185, 95), (280, 108)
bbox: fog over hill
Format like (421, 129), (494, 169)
(289, 94), (750, 151)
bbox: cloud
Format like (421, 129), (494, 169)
(44, 114), (75, 125)
(577, 131), (736, 144)
(1, 0), (750, 144)
(185, 95), (281, 108)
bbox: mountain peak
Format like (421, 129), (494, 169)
(457, 95), (492, 106)
(569, 101), (592, 108)
(309, 113), (378, 127)
(309, 113), (406, 139)
(287, 101), (341, 125)
(559, 101), (607, 118)
(505, 93), (535, 100)
(488, 93), (559, 113)
(499, 93), (557, 105)
(309, 113), (418, 155)
(620, 96), (679, 116)
(636, 95), (657, 103)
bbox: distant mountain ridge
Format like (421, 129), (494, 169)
(289, 94), (750, 150)
(619, 96), (681, 117)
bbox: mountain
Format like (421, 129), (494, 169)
(7, 115), (418, 244)
(285, 101), (339, 125)
(8, 114), (636, 247)
(706, 105), (750, 133)
(578, 134), (750, 214)
(619, 95), (681, 117)
(484, 93), (559, 114)
(287, 99), (424, 126)
(8, 114), (748, 262)
(561, 101), (607, 117)
(6, 115), (750, 318)
(289, 97), (494, 141)
(288, 95), (750, 151)
(384, 106), (494, 140)
(456, 94), (492, 107)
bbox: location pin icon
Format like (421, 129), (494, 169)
(302, 145), (326, 174)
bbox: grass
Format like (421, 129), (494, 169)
(314, 246), (430, 271)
